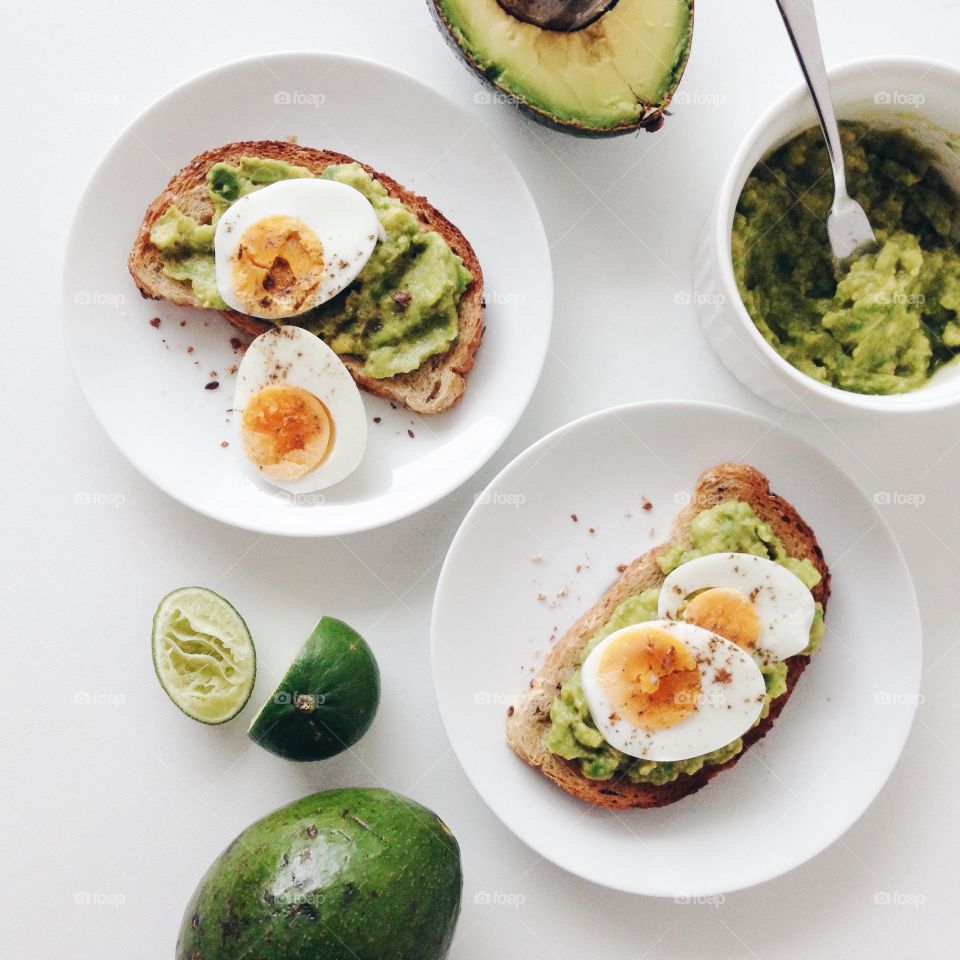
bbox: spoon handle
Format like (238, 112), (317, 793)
(774, 0), (848, 204)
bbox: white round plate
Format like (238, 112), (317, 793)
(431, 401), (921, 897)
(63, 52), (552, 536)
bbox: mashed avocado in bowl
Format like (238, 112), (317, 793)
(732, 122), (960, 395)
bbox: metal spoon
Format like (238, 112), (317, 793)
(775, 0), (876, 260)
(495, 0), (618, 32)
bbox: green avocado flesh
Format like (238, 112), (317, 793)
(150, 157), (473, 379)
(248, 617), (381, 762)
(545, 501), (824, 786)
(733, 122), (960, 395)
(435, 0), (692, 132)
(176, 788), (462, 960)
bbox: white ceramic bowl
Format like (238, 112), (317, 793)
(696, 56), (960, 418)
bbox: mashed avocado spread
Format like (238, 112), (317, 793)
(733, 123), (960, 395)
(149, 157), (473, 379)
(545, 501), (824, 786)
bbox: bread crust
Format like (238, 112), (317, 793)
(127, 141), (484, 414)
(506, 463), (831, 809)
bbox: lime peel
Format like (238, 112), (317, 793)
(247, 616), (380, 761)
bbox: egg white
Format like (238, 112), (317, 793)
(581, 620), (767, 763)
(233, 327), (367, 493)
(214, 178), (379, 319)
(658, 553), (815, 664)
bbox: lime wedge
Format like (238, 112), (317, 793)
(152, 586), (256, 724)
(248, 617), (380, 761)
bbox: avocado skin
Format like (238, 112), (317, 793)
(427, 0), (695, 138)
(176, 788), (462, 960)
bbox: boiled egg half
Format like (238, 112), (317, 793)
(658, 553), (815, 664)
(581, 621), (766, 762)
(234, 326), (367, 493)
(214, 178), (380, 320)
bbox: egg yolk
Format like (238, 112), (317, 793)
(596, 626), (701, 730)
(232, 215), (325, 318)
(241, 384), (334, 481)
(682, 587), (762, 651)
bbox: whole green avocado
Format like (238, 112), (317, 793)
(176, 788), (462, 960)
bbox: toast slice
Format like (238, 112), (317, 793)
(128, 141), (485, 414)
(506, 463), (831, 809)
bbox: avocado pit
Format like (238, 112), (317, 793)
(495, 0), (619, 31)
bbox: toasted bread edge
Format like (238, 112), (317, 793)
(127, 141), (485, 414)
(505, 462), (831, 810)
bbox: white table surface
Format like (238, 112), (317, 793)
(4, 1), (959, 956)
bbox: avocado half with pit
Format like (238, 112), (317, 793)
(430, 0), (695, 136)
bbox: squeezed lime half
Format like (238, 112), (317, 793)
(152, 586), (256, 724)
